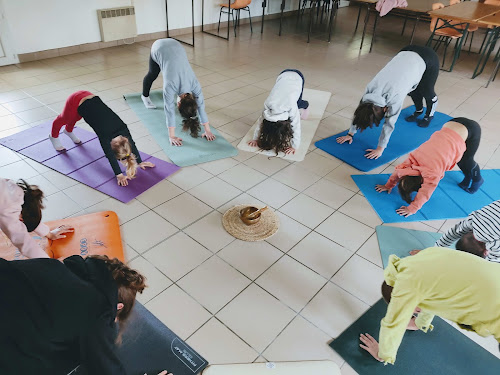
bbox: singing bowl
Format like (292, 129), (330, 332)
(239, 206), (262, 226)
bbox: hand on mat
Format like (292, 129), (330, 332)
(410, 249), (422, 256)
(47, 225), (74, 240)
(375, 184), (392, 194)
(139, 161), (155, 170)
(396, 206), (413, 217)
(155, 371), (172, 375)
(169, 136), (183, 146)
(284, 147), (296, 155)
(248, 140), (258, 147)
(336, 135), (353, 144)
(117, 173), (130, 187)
(202, 131), (216, 141)
(407, 316), (419, 331)
(365, 147), (384, 159)
(359, 333), (383, 362)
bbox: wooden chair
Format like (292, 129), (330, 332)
(218, 0), (253, 37)
(449, 0), (479, 53)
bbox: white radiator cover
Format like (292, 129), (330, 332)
(97, 7), (137, 42)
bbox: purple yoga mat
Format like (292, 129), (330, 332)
(0, 121), (180, 203)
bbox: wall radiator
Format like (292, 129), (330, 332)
(97, 7), (137, 42)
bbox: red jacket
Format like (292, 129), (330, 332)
(385, 127), (466, 213)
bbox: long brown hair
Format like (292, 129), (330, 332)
(398, 175), (423, 204)
(257, 118), (294, 155)
(179, 93), (201, 138)
(88, 255), (146, 344)
(17, 179), (45, 232)
(111, 136), (138, 179)
(353, 102), (385, 131)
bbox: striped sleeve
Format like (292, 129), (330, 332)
(435, 216), (474, 248)
(471, 200), (500, 263)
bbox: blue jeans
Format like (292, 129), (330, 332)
(280, 69), (309, 109)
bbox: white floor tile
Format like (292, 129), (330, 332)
(266, 211), (311, 252)
(303, 178), (355, 210)
(247, 178), (299, 209)
(189, 177), (242, 209)
(154, 192), (212, 229)
(273, 164), (321, 191)
(219, 164), (267, 191)
(280, 194), (334, 229)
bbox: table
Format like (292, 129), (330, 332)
(166, 0), (195, 47)
(428, 1), (500, 72)
(475, 13), (500, 87)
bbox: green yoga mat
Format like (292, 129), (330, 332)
(124, 91), (238, 167)
(330, 299), (500, 374)
(375, 225), (443, 268)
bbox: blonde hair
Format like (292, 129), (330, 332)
(111, 136), (138, 179)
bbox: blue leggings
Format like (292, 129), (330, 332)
(280, 69), (309, 110)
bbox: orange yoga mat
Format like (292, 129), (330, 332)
(0, 211), (124, 261)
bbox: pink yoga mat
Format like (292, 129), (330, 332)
(0, 121), (180, 203)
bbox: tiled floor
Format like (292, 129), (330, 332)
(2, 6), (500, 372)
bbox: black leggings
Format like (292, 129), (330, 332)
(401, 45), (440, 118)
(453, 117), (482, 183)
(143, 55), (161, 97)
(280, 69), (309, 110)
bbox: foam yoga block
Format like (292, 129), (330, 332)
(123, 91), (238, 167)
(315, 106), (452, 172)
(375, 225), (443, 268)
(201, 361), (340, 375)
(69, 302), (208, 375)
(0, 122), (180, 203)
(0, 211), (125, 262)
(352, 169), (500, 223)
(237, 89), (332, 162)
(330, 299), (500, 375)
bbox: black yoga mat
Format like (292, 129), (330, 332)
(330, 299), (500, 374)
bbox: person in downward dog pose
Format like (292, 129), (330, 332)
(0, 178), (73, 259)
(247, 69), (310, 155)
(336, 45), (439, 159)
(375, 118), (483, 217)
(49, 91), (155, 187)
(141, 38), (215, 146)
(359, 248), (500, 365)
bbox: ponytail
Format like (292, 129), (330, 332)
(17, 179), (45, 232)
(111, 136), (138, 179)
(88, 255), (146, 344)
(179, 93), (201, 138)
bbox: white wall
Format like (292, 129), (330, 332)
(4, 0), (300, 54)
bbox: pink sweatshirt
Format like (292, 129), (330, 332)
(0, 178), (50, 258)
(385, 128), (466, 214)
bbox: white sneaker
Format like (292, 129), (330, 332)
(141, 95), (156, 109)
(49, 135), (66, 151)
(63, 129), (81, 144)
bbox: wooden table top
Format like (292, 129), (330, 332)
(478, 12), (500, 27)
(404, 0), (437, 13)
(428, 2), (500, 23)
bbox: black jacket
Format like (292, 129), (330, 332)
(0, 256), (126, 375)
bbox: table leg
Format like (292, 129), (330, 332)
(449, 23), (469, 72)
(486, 47), (500, 88)
(308, 0), (316, 43)
(359, 4), (371, 51)
(279, 0), (286, 36)
(166, 0), (195, 47)
(327, 0), (337, 42)
(369, 12), (379, 53)
(355, 5), (362, 32)
(472, 28), (498, 79)
(261, 0), (266, 34)
(202, 0), (230, 40)
(410, 14), (420, 45)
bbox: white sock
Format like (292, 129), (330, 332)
(300, 107), (310, 120)
(141, 95), (156, 109)
(49, 135), (66, 151)
(63, 129), (81, 144)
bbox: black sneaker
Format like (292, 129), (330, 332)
(417, 116), (433, 128)
(405, 111), (423, 122)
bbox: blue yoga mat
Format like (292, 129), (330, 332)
(330, 299), (500, 375)
(352, 170), (500, 223)
(375, 225), (443, 268)
(124, 91), (238, 167)
(315, 106), (452, 172)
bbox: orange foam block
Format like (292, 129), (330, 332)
(0, 211), (124, 261)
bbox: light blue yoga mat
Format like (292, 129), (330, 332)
(124, 91), (238, 167)
(315, 106), (452, 172)
(375, 225), (443, 268)
(353, 170), (500, 223)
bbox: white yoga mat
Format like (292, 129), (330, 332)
(237, 89), (332, 162)
(201, 361), (340, 375)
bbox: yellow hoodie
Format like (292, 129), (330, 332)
(379, 247), (500, 364)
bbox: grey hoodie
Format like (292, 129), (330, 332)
(253, 71), (302, 149)
(151, 39), (208, 129)
(349, 51), (426, 149)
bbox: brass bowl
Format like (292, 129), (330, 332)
(240, 206), (261, 226)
